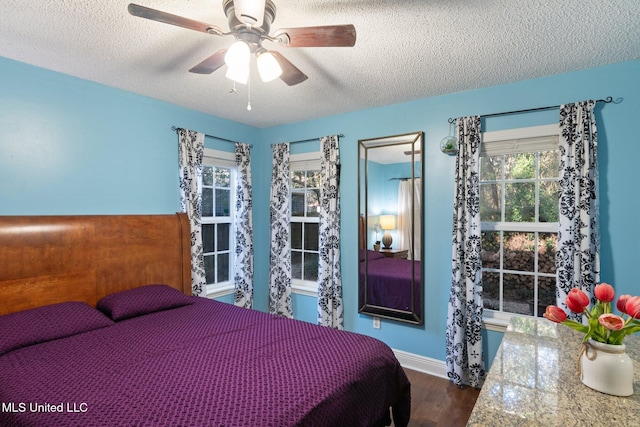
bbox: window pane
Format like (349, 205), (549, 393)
(291, 223), (302, 249)
(481, 231), (501, 269)
(504, 232), (534, 272)
(292, 251), (302, 279)
(304, 223), (319, 250)
(539, 150), (559, 179)
(202, 188), (214, 217)
(292, 191), (305, 216)
(217, 253), (229, 282)
(538, 276), (557, 314)
(303, 253), (319, 281)
(503, 273), (534, 316)
(215, 189), (230, 216)
(306, 189), (320, 217)
(504, 153), (535, 180)
(217, 223), (230, 251)
(483, 271), (500, 311)
(480, 156), (501, 181)
(538, 233), (557, 274)
(306, 170), (321, 188)
(480, 183), (502, 221)
(215, 167), (230, 187)
(202, 224), (214, 253)
(539, 181), (559, 222)
(204, 254), (214, 284)
(505, 182), (535, 222)
(291, 171), (305, 189)
(203, 166), (214, 186)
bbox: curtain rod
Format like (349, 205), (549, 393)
(171, 126), (252, 148)
(272, 133), (345, 146)
(447, 96), (614, 124)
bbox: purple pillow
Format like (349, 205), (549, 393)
(97, 284), (194, 321)
(0, 301), (114, 356)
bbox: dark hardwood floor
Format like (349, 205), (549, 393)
(394, 368), (481, 427)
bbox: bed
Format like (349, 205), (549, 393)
(0, 214), (410, 427)
(359, 250), (422, 312)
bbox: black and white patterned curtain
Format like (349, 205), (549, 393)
(269, 143), (293, 317)
(445, 116), (486, 388)
(234, 142), (254, 308)
(556, 101), (600, 315)
(317, 135), (343, 329)
(177, 129), (206, 297)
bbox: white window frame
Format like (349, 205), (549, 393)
(202, 148), (236, 299)
(480, 124), (559, 332)
(290, 152), (321, 297)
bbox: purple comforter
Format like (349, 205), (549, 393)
(0, 298), (410, 427)
(360, 257), (421, 312)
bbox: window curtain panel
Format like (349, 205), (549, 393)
(445, 116), (486, 388)
(396, 178), (422, 261)
(317, 135), (343, 329)
(269, 143), (293, 318)
(556, 100), (600, 317)
(234, 142), (254, 308)
(178, 128), (206, 297)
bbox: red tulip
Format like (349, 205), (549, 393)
(594, 283), (615, 303)
(625, 296), (640, 319)
(566, 288), (590, 313)
(616, 294), (632, 314)
(598, 313), (624, 331)
(543, 305), (567, 323)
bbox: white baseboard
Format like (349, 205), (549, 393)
(392, 348), (447, 379)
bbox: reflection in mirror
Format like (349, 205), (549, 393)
(358, 132), (423, 324)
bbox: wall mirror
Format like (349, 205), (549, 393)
(358, 131), (423, 324)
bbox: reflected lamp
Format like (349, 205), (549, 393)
(379, 215), (396, 249)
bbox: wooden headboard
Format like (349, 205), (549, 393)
(0, 213), (192, 315)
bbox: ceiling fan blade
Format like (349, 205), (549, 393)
(269, 51), (308, 86)
(128, 3), (223, 35)
(274, 25), (356, 48)
(189, 49), (228, 74)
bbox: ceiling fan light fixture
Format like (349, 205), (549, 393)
(256, 50), (282, 82)
(232, 0), (265, 27)
(224, 40), (251, 68)
(225, 65), (249, 85)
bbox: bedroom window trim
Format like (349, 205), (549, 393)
(480, 124), (559, 333)
(290, 151), (321, 296)
(202, 148), (236, 299)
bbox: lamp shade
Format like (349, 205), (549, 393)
(256, 50), (282, 82)
(224, 41), (251, 68)
(379, 215), (396, 230)
(225, 64), (249, 84)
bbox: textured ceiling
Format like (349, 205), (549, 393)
(1, 0), (638, 128)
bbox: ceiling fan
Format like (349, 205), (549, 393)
(128, 0), (356, 86)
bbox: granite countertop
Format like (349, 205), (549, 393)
(467, 316), (640, 426)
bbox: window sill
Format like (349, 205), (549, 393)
(483, 316), (510, 333)
(292, 280), (318, 298)
(206, 283), (235, 299)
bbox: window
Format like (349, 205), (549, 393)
(290, 153), (321, 296)
(479, 125), (559, 323)
(201, 149), (236, 297)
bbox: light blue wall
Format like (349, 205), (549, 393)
(0, 56), (257, 215)
(2, 55), (639, 369)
